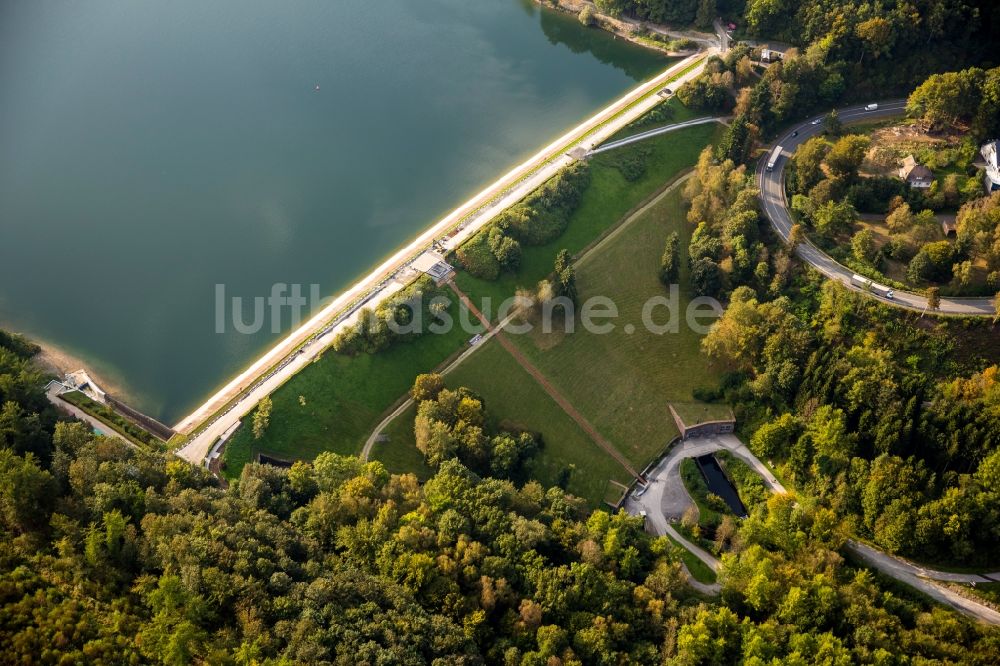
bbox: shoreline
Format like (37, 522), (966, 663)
(8, 325), (131, 399)
(536, 0), (718, 54)
(173, 51), (715, 463)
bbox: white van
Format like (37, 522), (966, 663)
(865, 103), (878, 111)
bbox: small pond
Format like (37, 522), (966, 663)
(695, 454), (747, 518)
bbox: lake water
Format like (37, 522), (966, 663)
(0, 0), (665, 423)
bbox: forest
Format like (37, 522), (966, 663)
(674, 141), (1000, 565)
(2, 332), (1000, 663)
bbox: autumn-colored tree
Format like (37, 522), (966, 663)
(252, 395), (272, 440)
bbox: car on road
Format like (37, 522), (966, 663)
(663, 87), (672, 95)
(811, 118), (822, 125)
(886, 290), (895, 299)
(865, 103), (878, 111)
(792, 130), (798, 137)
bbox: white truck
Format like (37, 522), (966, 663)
(766, 145), (783, 172)
(851, 273), (894, 298)
(865, 103), (878, 111)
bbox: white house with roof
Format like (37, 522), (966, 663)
(982, 140), (1000, 193)
(899, 155), (933, 188)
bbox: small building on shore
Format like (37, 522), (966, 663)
(413, 250), (455, 286)
(64, 369), (107, 403)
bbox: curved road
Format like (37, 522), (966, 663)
(624, 434), (786, 594)
(625, 434), (1000, 622)
(846, 540), (1000, 625)
(757, 101), (995, 316)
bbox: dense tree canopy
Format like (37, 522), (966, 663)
(1, 324), (998, 662)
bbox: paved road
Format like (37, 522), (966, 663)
(587, 116), (725, 156)
(712, 19), (730, 53)
(45, 383), (132, 447)
(626, 433), (784, 522)
(174, 51), (717, 464)
(847, 540), (1000, 584)
(625, 434), (1000, 622)
(846, 540), (1000, 625)
(624, 433), (784, 593)
(757, 101), (996, 316)
(664, 523), (722, 595)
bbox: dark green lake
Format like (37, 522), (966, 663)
(0, 0), (666, 423)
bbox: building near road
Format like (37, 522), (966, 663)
(982, 140), (1000, 192)
(760, 48), (781, 63)
(412, 250), (455, 286)
(899, 155), (934, 188)
(669, 403), (735, 440)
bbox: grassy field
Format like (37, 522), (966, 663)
(454, 122), (723, 313)
(507, 183), (724, 467)
(967, 582), (1000, 605)
(609, 96), (704, 140)
(375, 125), (726, 501)
(672, 402), (733, 426)
(221, 302), (470, 479)
(716, 450), (770, 510)
(372, 338), (633, 505)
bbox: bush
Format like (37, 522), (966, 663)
(660, 232), (680, 285)
(607, 146), (651, 182)
(453, 163), (590, 282)
(332, 280), (444, 355)
(578, 6), (594, 26)
(845, 176), (909, 214)
(885, 235), (916, 262)
(851, 229), (877, 265)
(908, 241), (954, 283)
(677, 72), (733, 112)
(508, 163), (590, 245)
(627, 102), (675, 132)
(690, 258), (723, 297)
(456, 230), (500, 280)
(706, 492), (729, 512)
(488, 226), (522, 272)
